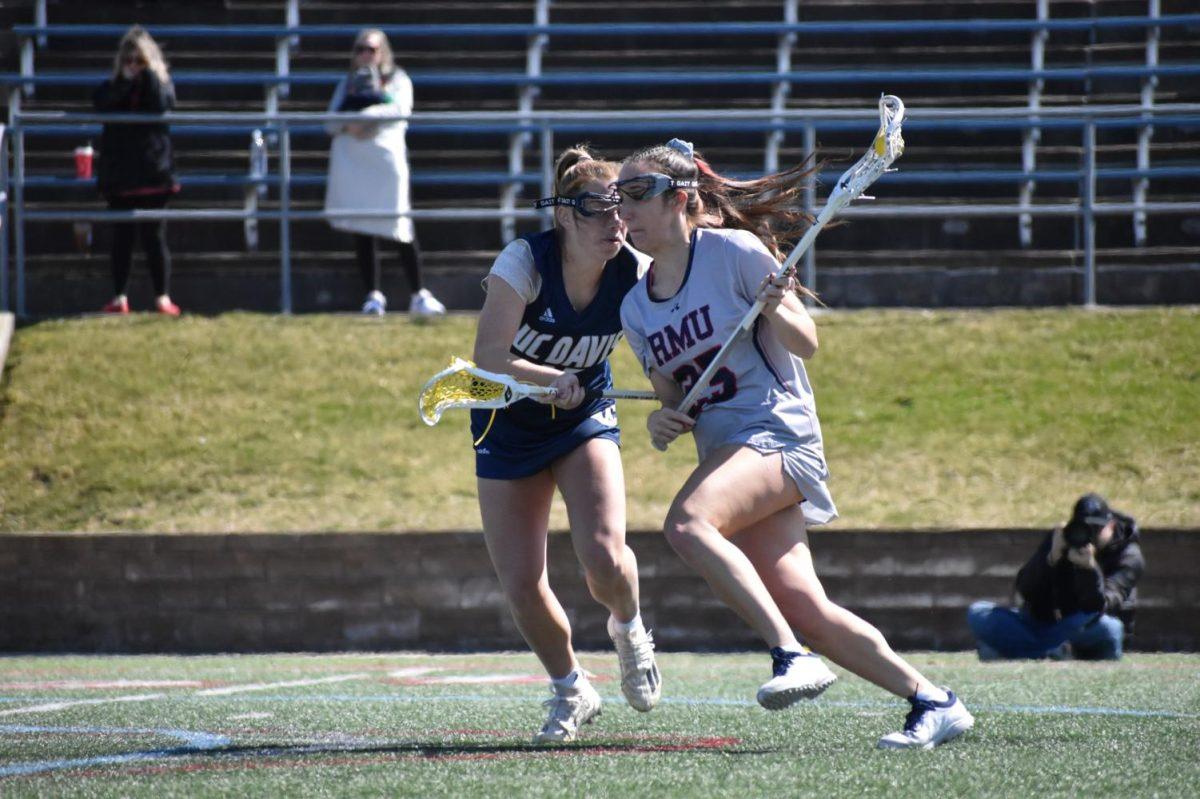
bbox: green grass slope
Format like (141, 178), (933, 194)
(1, 308), (1197, 533)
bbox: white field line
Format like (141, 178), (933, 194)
(418, 674), (544, 685)
(387, 667), (440, 679)
(0, 680), (203, 691)
(194, 674), (370, 696)
(0, 673), (370, 715)
(0, 693), (168, 717)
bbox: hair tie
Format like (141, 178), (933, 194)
(666, 138), (694, 160)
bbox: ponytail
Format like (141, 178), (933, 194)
(548, 144), (619, 228)
(624, 141), (821, 300)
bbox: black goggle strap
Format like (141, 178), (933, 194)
(617, 174), (699, 198)
(534, 192), (621, 217)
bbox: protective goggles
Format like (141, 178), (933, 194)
(535, 191), (621, 217)
(614, 173), (699, 201)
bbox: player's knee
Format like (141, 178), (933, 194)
(662, 517), (706, 563)
(580, 543), (624, 586)
(501, 576), (548, 612)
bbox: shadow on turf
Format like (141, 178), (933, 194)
(193, 739), (773, 759)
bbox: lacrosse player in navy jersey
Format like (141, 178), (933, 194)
(471, 146), (660, 744)
(618, 139), (972, 750)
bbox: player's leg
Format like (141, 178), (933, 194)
(734, 508), (972, 749)
(552, 437), (638, 620)
(478, 472), (600, 741)
(479, 471), (573, 676)
(664, 444), (836, 708)
(552, 436), (660, 711)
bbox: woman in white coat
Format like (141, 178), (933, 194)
(325, 29), (445, 316)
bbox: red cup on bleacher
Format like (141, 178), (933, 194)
(74, 144), (94, 179)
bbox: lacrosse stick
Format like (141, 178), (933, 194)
(660, 94), (906, 450)
(419, 357), (657, 426)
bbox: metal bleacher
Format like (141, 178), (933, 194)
(2, 0), (1199, 315)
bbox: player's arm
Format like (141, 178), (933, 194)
(473, 275), (584, 408)
(621, 298), (692, 445)
(646, 369), (693, 449)
(735, 232), (819, 359)
(757, 274), (819, 359)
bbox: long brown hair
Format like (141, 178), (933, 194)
(551, 144), (619, 229)
(110, 25), (171, 86)
(622, 142), (821, 260)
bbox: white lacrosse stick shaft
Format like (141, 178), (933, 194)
(663, 95), (906, 448)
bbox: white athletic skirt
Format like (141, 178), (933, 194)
(693, 409), (839, 527)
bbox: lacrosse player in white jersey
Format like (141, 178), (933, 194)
(472, 146), (661, 744)
(617, 139), (973, 750)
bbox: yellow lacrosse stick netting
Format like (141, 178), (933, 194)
(418, 357), (519, 426)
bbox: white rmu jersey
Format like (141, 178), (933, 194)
(621, 227), (837, 524)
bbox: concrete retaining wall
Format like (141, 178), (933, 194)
(2, 530), (1196, 653)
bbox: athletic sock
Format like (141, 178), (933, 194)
(913, 685), (950, 704)
(550, 668), (582, 694)
(610, 613), (644, 635)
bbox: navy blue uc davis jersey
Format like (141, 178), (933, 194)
(471, 229), (641, 438)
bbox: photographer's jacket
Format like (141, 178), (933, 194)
(93, 70), (177, 198)
(1016, 512), (1144, 630)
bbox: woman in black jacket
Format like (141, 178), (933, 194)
(94, 26), (181, 315)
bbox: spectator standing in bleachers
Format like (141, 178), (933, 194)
(94, 25), (181, 316)
(324, 29), (444, 317)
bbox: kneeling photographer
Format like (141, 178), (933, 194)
(967, 494), (1144, 660)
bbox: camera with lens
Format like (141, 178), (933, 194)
(1063, 520), (1099, 549)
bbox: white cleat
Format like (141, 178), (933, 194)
(607, 615), (662, 712)
(877, 690), (974, 750)
(756, 646), (837, 710)
(531, 679), (602, 744)
(409, 288), (446, 316)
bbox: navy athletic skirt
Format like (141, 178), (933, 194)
(470, 401), (620, 480)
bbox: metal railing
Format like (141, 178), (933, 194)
(4, 104), (1199, 316)
(9, 4), (1199, 245)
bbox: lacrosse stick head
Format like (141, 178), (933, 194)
(872, 94), (905, 160)
(823, 94), (906, 214)
(418, 357), (515, 426)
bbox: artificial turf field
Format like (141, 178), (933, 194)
(1, 652), (1197, 797)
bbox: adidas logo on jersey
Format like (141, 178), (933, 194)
(476, 447), (490, 455)
(538, 307), (556, 324)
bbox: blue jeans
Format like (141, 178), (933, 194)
(966, 601), (1124, 660)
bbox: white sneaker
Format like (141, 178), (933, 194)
(362, 290), (387, 316)
(607, 615), (662, 712)
(409, 288), (446, 316)
(756, 646), (837, 710)
(877, 690), (974, 750)
(532, 679), (602, 744)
